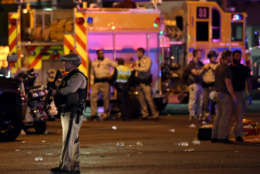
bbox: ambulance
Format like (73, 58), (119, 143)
(138, 0), (247, 103)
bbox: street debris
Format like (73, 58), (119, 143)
(177, 142), (189, 147)
(136, 141), (143, 147)
(112, 126), (117, 130)
(45, 152), (53, 156)
(116, 142), (125, 147)
(34, 157), (43, 162)
(189, 123), (196, 128)
(41, 140), (46, 143)
(192, 140), (201, 145)
(184, 148), (195, 152)
(81, 151), (91, 155)
(169, 129), (175, 133)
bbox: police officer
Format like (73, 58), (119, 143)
(90, 49), (117, 120)
(134, 47), (159, 120)
(114, 58), (132, 120)
(50, 54), (88, 174)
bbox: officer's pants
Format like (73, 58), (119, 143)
(59, 112), (83, 171)
(90, 82), (110, 117)
(136, 83), (159, 118)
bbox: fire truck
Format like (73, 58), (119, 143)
(8, 2), (167, 113)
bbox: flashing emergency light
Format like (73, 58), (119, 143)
(87, 17), (93, 24)
(153, 17), (160, 28)
(76, 17), (85, 25)
(160, 31), (164, 35)
(232, 14), (243, 21)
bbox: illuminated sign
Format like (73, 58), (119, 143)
(197, 7), (209, 19)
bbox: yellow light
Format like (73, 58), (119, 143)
(23, 9), (28, 14)
(164, 19), (176, 26)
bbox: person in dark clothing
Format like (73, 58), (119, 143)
(50, 54), (88, 174)
(228, 50), (252, 142)
(211, 50), (237, 143)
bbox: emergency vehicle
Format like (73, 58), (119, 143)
(8, 1), (248, 105)
(138, 0), (247, 102)
(8, 2), (167, 110)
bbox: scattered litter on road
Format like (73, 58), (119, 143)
(184, 148), (195, 152)
(192, 140), (201, 145)
(201, 121), (207, 125)
(169, 129), (175, 133)
(189, 124), (196, 128)
(81, 151), (91, 155)
(177, 142), (189, 147)
(45, 152), (53, 156)
(116, 142), (125, 147)
(112, 126), (117, 130)
(136, 141), (143, 146)
(34, 157), (43, 162)
(21, 140), (26, 144)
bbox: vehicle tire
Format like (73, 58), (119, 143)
(34, 121), (46, 134)
(0, 113), (23, 142)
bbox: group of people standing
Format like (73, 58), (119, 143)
(89, 48), (159, 121)
(185, 49), (252, 143)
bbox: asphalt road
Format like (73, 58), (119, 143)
(1, 114), (260, 174)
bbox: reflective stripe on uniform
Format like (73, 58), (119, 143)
(116, 65), (131, 83)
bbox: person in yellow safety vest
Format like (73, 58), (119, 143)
(114, 58), (132, 120)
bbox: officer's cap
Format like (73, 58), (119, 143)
(60, 54), (81, 67)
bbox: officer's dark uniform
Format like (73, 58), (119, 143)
(51, 54), (88, 174)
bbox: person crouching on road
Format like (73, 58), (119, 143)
(133, 47), (159, 120)
(50, 53), (88, 174)
(90, 49), (117, 121)
(114, 58), (132, 120)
